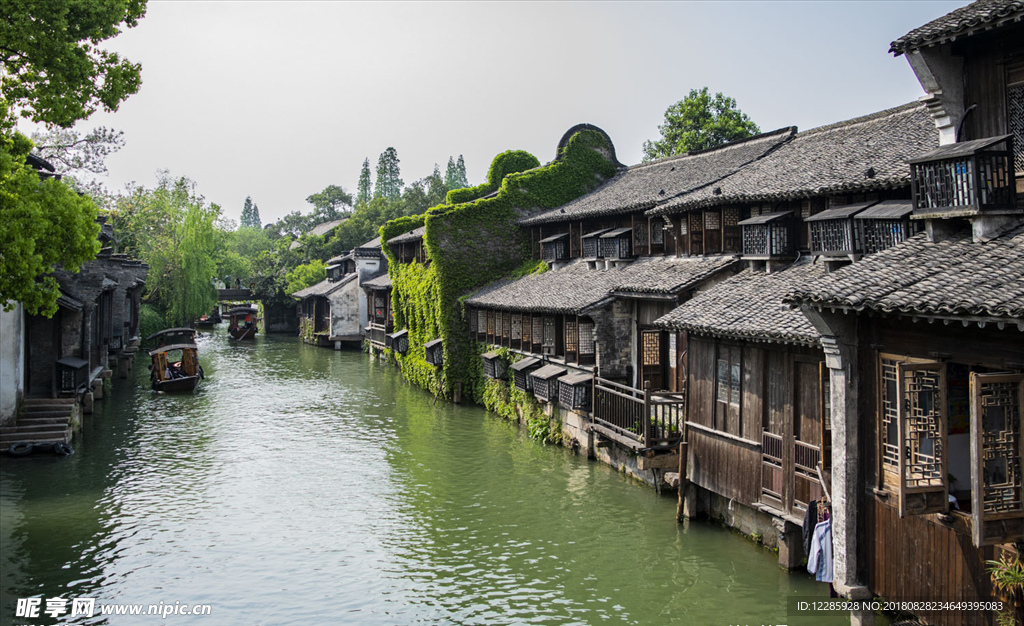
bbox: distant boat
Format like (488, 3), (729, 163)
(193, 310), (221, 329)
(227, 306), (258, 340)
(146, 328), (204, 392)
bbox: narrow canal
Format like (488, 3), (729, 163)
(1, 332), (850, 625)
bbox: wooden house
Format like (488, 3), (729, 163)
(353, 236), (387, 333)
(654, 259), (830, 568)
(388, 226), (428, 265)
(362, 273), (393, 351)
(291, 253), (361, 349)
(780, 5), (1024, 623)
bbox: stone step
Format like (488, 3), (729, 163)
(1, 424), (68, 434)
(22, 397), (76, 405)
(0, 430), (70, 444)
(20, 409), (73, 419)
(13, 416), (71, 426)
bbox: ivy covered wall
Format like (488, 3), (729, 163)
(378, 126), (620, 407)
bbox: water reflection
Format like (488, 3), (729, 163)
(1, 333), (847, 625)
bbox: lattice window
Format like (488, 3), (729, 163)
(1010, 85), (1023, 174)
(862, 220), (906, 254)
(532, 316), (543, 347)
(495, 311), (504, 340)
(579, 320), (595, 355)
(679, 219), (688, 235)
(642, 331), (661, 366)
(704, 210), (720, 230)
(542, 316), (556, 348)
(810, 220), (855, 253)
(487, 310), (495, 337)
(880, 357), (901, 471)
(716, 346), (741, 407)
(565, 318), (578, 354)
(583, 236), (600, 258)
(723, 207), (739, 226)
(743, 224), (768, 256)
(600, 237), (619, 259)
(522, 314), (532, 346)
(634, 222), (648, 248)
(501, 312), (510, 343)
(974, 375), (1023, 514)
(901, 365), (945, 490)
(689, 212), (702, 233)
(468, 308), (478, 335)
(651, 220), (664, 245)
(542, 240), (568, 262)
(511, 313), (522, 341)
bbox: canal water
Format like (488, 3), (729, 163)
(1, 332), (851, 625)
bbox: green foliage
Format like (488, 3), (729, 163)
(379, 128), (616, 404)
(0, 131), (100, 315)
(987, 554), (1024, 626)
(306, 184), (352, 222)
(446, 150), (540, 205)
(298, 317), (315, 343)
(111, 172), (219, 326)
(444, 155), (469, 191)
(1, 0), (147, 128)
(374, 147), (403, 200)
(285, 260), (326, 295)
(642, 87), (760, 161)
(240, 195), (261, 229)
(479, 353), (561, 444)
(138, 303), (165, 342)
(356, 158), (373, 207)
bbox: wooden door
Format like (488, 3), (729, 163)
(640, 329), (664, 391)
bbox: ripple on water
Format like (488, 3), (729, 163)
(0, 333), (850, 625)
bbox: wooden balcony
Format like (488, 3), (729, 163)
(591, 378), (685, 450)
(761, 431), (824, 518)
(910, 135), (1018, 216)
(367, 322), (390, 348)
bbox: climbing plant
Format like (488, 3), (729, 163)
(378, 128), (618, 408)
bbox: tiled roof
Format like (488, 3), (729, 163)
(361, 273), (392, 290)
(387, 226), (425, 245)
(519, 128), (795, 226)
(654, 258), (826, 346)
(648, 103), (937, 216)
(610, 255), (738, 295)
(890, 0), (1024, 56)
(465, 256), (737, 313)
(310, 219), (347, 237)
(787, 225), (1024, 322)
(292, 274), (356, 299)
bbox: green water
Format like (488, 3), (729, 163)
(1, 332), (846, 625)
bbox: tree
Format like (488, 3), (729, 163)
(455, 154), (468, 189)
(240, 195), (261, 229)
(264, 210), (312, 241)
(305, 184), (352, 223)
(1, 0), (148, 128)
(642, 87), (760, 161)
(29, 126), (124, 176)
(285, 260), (326, 295)
(374, 147), (403, 200)
(0, 132), (100, 314)
(356, 158), (372, 206)
(444, 156), (458, 189)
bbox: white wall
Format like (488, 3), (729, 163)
(0, 304), (26, 424)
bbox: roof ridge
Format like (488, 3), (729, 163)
(629, 126), (797, 171)
(797, 101), (925, 137)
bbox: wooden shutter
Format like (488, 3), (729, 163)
(970, 372), (1024, 546)
(897, 362), (948, 517)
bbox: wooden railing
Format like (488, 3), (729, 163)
(368, 323), (388, 347)
(761, 431), (824, 514)
(591, 378), (685, 449)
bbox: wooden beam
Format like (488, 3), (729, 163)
(638, 453), (681, 470)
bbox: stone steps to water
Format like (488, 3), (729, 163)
(1, 398), (76, 447)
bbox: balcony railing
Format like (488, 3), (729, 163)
(591, 378), (685, 449)
(367, 323), (388, 347)
(910, 135), (1017, 215)
(761, 431), (824, 515)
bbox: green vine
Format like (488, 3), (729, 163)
(298, 317), (315, 343)
(378, 128), (617, 405)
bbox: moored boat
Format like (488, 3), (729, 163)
(148, 342), (203, 392)
(227, 306), (258, 340)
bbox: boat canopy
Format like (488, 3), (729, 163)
(148, 343), (198, 356)
(146, 327), (196, 341)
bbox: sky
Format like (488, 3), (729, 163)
(52, 0), (969, 225)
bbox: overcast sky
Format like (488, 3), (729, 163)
(60, 0), (967, 225)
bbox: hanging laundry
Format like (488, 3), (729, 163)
(807, 518), (834, 583)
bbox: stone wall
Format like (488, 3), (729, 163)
(0, 305), (25, 424)
(329, 280), (362, 343)
(593, 299), (633, 381)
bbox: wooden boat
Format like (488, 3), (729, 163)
(149, 343), (203, 392)
(147, 327), (197, 348)
(193, 311), (220, 329)
(227, 307), (258, 340)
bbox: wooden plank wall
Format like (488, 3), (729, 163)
(687, 427), (761, 506)
(866, 498), (1022, 626)
(688, 337), (716, 429)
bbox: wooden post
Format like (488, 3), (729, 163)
(642, 380), (651, 447)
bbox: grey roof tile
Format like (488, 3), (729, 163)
(520, 128), (795, 226)
(362, 273), (393, 290)
(292, 274), (356, 299)
(387, 226), (425, 245)
(890, 0), (1024, 55)
(787, 225), (1024, 322)
(649, 103), (938, 216)
(465, 256), (737, 313)
(654, 258), (826, 345)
